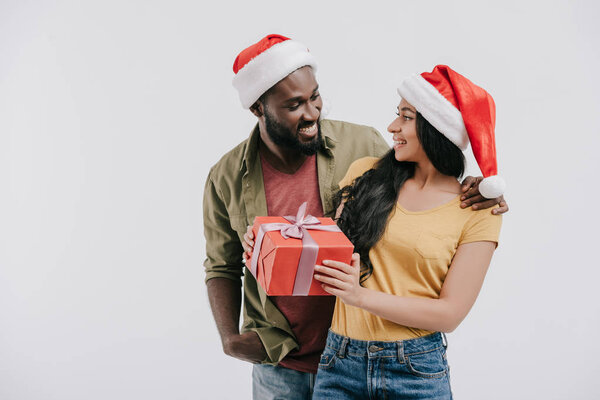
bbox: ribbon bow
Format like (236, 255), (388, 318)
(279, 202), (321, 239)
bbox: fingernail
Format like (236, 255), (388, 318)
(461, 203), (467, 207)
(461, 196), (465, 200)
(473, 205), (478, 210)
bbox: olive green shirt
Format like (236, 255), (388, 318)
(203, 119), (389, 364)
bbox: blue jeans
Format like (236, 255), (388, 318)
(313, 330), (452, 399)
(252, 364), (315, 400)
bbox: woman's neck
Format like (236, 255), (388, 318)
(397, 160), (461, 212)
(411, 160), (458, 192)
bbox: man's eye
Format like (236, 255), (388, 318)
(311, 93), (320, 101)
(288, 104), (300, 111)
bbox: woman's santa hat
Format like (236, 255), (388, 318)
(397, 65), (505, 199)
(232, 34), (318, 109)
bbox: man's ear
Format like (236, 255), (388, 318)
(249, 101), (264, 118)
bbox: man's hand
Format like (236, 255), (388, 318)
(460, 176), (509, 215)
(207, 278), (266, 364)
(223, 331), (267, 364)
(241, 225), (254, 263)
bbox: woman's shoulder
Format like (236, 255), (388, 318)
(348, 156), (380, 177)
(340, 157), (380, 187)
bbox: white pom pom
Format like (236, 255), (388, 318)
(479, 175), (506, 199)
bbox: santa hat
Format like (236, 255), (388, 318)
(397, 65), (505, 199)
(232, 34), (318, 109)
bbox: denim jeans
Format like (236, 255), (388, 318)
(252, 364), (315, 400)
(313, 330), (452, 399)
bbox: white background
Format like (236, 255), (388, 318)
(1, 1), (599, 399)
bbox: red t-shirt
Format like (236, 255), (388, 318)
(260, 153), (336, 374)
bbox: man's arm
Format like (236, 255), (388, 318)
(206, 278), (266, 363)
(203, 173), (266, 363)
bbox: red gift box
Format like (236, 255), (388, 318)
(248, 203), (354, 296)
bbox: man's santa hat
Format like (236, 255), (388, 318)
(397, 65), (505, 199)
(232, 34), (317, 109)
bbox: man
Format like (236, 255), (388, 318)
(203, 34), (508, 399)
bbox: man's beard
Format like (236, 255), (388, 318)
(264, 110), (323, 156)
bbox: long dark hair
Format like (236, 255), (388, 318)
(334, 112), (465, 282)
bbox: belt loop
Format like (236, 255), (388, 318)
(337, 336), (348, 358)
(396, 340), (405, 364)
(441, 332), (448, 349)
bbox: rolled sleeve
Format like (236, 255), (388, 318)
(203, 172), (244, 284)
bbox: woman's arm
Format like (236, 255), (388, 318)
(313, 241), (497, 333)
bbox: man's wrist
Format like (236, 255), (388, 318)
(222, 332), (240, 354)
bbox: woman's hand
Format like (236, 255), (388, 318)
(314, 253), (366, 307)
(241, 225), (255, 264)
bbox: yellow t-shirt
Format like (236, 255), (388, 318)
(330, 157), (502, 341)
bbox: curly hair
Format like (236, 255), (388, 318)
(334, 112), (465, 282)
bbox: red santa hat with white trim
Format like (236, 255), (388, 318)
(232, 34), (317, 109)
(397, 65), (505, 199)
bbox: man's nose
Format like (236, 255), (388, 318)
(302, 102), (320, 121)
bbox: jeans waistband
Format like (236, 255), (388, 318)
(325, 329), (447, 359)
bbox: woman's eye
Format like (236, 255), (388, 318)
(396, 112), (411, 121)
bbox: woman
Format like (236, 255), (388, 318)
(309, 65), (504, 399)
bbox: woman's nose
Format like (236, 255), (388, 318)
(387, 118), (400, 133)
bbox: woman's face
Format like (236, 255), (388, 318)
(387, 98), (426, 163)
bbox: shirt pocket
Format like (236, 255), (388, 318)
(415, 230), (455, 260)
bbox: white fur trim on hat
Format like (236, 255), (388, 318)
(232, 40), (317, 109)
(479, 175), (506, 199)
(397, 75), (469, 150)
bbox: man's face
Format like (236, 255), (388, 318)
(259, 66), (324, 156)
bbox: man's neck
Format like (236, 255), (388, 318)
(258, 138), (308, 174)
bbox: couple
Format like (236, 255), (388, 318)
(203, 34), (506, 399)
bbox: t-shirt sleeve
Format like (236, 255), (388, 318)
(338, 157), (379, 188)
(459, 209), (503, 246)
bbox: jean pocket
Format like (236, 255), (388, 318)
(318, 347), (337, 370)
(406, 348), (448, 379)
